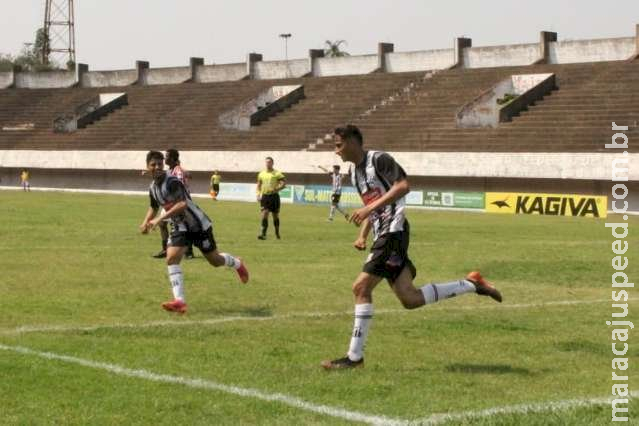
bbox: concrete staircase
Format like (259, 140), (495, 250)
(0, 61), (636, 153)
(313, 60), (639, 153)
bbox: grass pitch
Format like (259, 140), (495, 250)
(0, 190), (637, 425)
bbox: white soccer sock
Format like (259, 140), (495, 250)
(221, 253), (241, 270)
(329, 206), (336, 219)
(347, 303), (373, 362)
(168, 264), (185, 302)
(420, 279), (476, 304)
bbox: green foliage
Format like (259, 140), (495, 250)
(0, 28), (62, 72)
(497, 93), (518, 105)
(324, 40), (350, 57)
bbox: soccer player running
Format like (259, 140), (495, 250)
(140, 151), (249, 314)
(256, 157), (286, 240)
(153, 149), (195, 259)
(321, 125), (502, 370)
(317, 165), (349, 221)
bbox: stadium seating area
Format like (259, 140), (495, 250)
(0, 59), (637, 153)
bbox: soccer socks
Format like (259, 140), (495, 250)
(420, 279), (476, 304)
(167, 264), (185, 301)
(161, 239), (168, 251)
(329, 206), (336, 219)
(261, 218), (268, 236)
(347, 303), (373, 362)
(274, 218), (280, 235)
(220, 252), (241, 270)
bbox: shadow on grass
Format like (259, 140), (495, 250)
(445, 363), (532, 375)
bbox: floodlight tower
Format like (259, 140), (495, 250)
(43, 0), (76, 68)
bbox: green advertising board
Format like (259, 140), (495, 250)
(422, 191), (484, 209)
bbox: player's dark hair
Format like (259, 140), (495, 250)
(334, 124), (363, 145)
(166, 148), (179, 161)
(265, 156), (274, 162)
(146, 150), (164, 164)
(333, 165), (340, 170)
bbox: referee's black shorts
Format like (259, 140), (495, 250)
(260, 193), (281, 213)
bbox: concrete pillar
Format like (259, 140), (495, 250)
(246, 53), (262, 79)
(454, 37), (472, 68)
(377, 42), (394, 72)
(77, 63), (89, 87)
(635, 24), (639, 59)
(136, 60), (149, 85)
(537, 31), (557, 64)
(309, 49), (324, 76)
(190, 57), (204, 82)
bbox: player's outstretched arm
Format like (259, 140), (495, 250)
(317, 165), (329, 173)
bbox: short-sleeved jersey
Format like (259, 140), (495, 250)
(20, 171), (29, 182)
(257, 170), (285, 195)
(210, 174), (221, 186)
(350, 151), (407, 240)
(329, 172), (342, 194)
(149, 174), (212, 233)
(169, 165), (189, 190)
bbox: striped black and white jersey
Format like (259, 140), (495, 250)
(350, 151), (407, 240)
(149, 174), (212, 233)
(330, 172), (342, 194)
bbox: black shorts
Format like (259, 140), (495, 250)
(362, 225), (416, 283)
(168, 227), (217, 254)
(260, 193), (281, 213)
(331, 193), (341, 204)
(212, 184), (220, 193)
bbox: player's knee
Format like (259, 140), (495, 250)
(352, 280), (372, 299)
(399, 297), (421, 310)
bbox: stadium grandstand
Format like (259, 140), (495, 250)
(0, 27), (637, 213)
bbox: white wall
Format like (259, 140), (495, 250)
(196, 63), (247, 83)
(0, 71), (13, 88)
(254, 59), (310, 79)
(464, 43), (539, 68)
(1, 150), (635, 181)
(82, 70), (138, 87)
(313, 54), (378, 77)
(142, 66), (191, 85)
(548, 37), (635, 64)
(14, 71), (76, 89)
(385, 49), (455, 72)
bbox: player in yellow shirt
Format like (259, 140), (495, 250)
(256, 157), (286, 240)
(210, 170), (221, 200)
(20, 169), (30, 192)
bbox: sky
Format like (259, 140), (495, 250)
(1, 0), (637, 70)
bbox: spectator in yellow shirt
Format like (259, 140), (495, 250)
(210, 171), (221, 200)
(20, 169), (30, 192)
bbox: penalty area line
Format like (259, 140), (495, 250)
(0, 343), (403, 426)
(0, 343), (635, 425)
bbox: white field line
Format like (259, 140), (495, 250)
(410, 392), (638, 425)
(0, 343), (403, 426)
(1, 343), (636, 425)
(1, 298), (630, 337)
